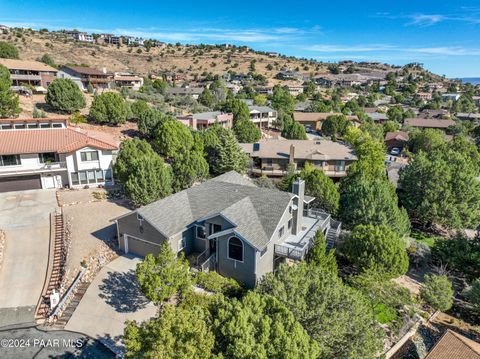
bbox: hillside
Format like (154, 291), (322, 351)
(0, 29), (394, 85)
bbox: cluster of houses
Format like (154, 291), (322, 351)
(0, 59), (144, 92)
(63, 30), (166, 48)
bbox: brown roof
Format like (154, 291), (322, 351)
(293, 112), (360, 123)
(425, 330), (480, 359)
(0, 128), (118, 155)
(385, 131), (409, 142)
(63, 66), (109, 76)
(0, 59), (57, 72)
(404, 118), (456, 129)
(239, 139), (357, 161)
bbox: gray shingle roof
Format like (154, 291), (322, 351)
(136, 171), (293, 250)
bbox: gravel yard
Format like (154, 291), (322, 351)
(57, 188), (131, 287)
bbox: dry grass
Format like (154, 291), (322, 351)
(1, 30), (329, 82)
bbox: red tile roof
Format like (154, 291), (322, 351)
(0, 128), (118, 155)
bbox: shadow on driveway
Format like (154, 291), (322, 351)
(97, 270), (149, 313)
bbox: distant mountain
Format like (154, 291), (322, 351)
(458, 78), (480, 85)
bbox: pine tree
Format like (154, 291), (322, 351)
(0, 65), (20, 118)
(210, 130), (248, 175)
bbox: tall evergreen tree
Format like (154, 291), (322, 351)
(210, 129), (249, 175)
(0, 64), (20, 118)
(45, 78), (86, 113)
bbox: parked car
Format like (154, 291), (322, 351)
(390, 147), (401, 156)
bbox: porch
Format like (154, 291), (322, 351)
(274, 209), (331, 260)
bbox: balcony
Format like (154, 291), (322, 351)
(10, 74), (42, 81)
(274, 209), (331, 260)
(0, 162), (67, 176)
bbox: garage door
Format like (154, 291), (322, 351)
(124, 235), (161, 257)
(0, 175), (42, 193)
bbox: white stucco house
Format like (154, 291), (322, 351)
(0, 117), (118, 192)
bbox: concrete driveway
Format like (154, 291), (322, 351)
(0, 190), (57, 327)
(65, 255), (157, 354)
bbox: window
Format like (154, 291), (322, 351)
(335, 160), (345, 172)
(288, 219), (292, 230)
(278, 226), (284, 238)
(52, 123), (63, 128)
(0, 155), (21, 166)
(209, 223), (222, 234)
(71, 172), (79, 185)
(80, 151), (99, 161)
(0, 124), (12, 130)
(78, 171), (87, 184)
(27, 124), (38, 129)
(40, 123), (50, 128)
(39, 152), (57, 163)
(14, 124), (25, 129)
(86, 170), (96, 183)
(228, 237), (243, 262)
(95, 170), (104, 181)
(196, 226), (206, 239)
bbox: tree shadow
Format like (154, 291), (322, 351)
(97, 269), (149, 313)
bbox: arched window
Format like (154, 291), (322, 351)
(228, 237), (243, 262)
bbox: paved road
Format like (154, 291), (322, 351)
(65, 255), (157, 354)
(0, 190), (57, 327)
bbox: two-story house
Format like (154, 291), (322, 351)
(177, 111), (234, 130)
(248, 106), (277, 129)
(0, 118), (118, 192)
(240, 139), (357, 179)
(0, 59), (58, 89)
(114, 171), (341, 288)
(58, 66), (113, 91)
(293, 112), (361, 133)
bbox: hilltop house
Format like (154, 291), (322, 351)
(248, 106), (277, 129)
(0, 59), (57, 89)
(240, 139), (357, 179)
(177, 111), (233, 130)
(58, 66), (113, 91)
(113, 72), (143, 91)
(293, 112), (360, 132)
(114, 171), (341, 288)
(0, 118), (117, 192)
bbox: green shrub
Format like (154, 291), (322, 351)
(194, 271), (243, 297)
(420, 274), (454, 311)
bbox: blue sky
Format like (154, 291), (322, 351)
(1, 1), (480, 77)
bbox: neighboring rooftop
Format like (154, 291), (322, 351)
(128, 171), (297, 250)
(404, 118), (456, 129)
(425, 330), (480, 359)
(385, 131), (409, 142)
(0, 58), (57, 72)
(293, 112), (360, 122)
(248, 105), (275, 113)
(240, 139), (357, 161)
(0, 128), (118, 155)
(61, 65), (108, 76)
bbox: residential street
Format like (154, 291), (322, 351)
(65, 255), (157, 354)
(0, 190), (57, 327)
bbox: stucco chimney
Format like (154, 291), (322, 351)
(291, 179), (305, 235)
(289, 144), (295, 164)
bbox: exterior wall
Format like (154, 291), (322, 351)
(57, 69), (85, 91)
(386, 139), (407, 150)
(255, 158), (353, 177)
(216, 233), (257, 288)
(255, 201), (293, 281)
(117, 213), (168, 253)
(68, 147), (114, 188)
